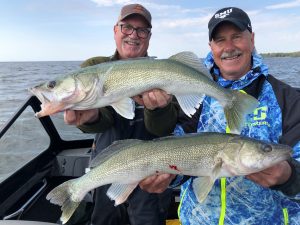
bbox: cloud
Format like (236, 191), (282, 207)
(266, 0), (300, 9)
(89, 0), (212, 33)
(90, 0), (179, 10)
(252, 12), (300, 31)
(90, 0), (209, 16)
(90, 0), (133, 7)
(157, 16), (209, 29)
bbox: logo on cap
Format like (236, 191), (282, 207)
(214, 8), (233, 19)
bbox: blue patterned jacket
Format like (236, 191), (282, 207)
(174, 52), (300, 225)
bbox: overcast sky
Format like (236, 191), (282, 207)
(1, 0), (300, 61)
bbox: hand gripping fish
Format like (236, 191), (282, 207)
(29, 51), (258, 134)
(46, 132), (292, 224)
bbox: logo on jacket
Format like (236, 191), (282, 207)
(246, 106), (271, 128)
(253, 106), (267, 120)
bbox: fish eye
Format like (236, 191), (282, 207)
(262, 144), (272, 152)
(47, 81), (56, 89)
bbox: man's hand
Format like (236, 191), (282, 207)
(139, 174), (176, 193)
(133, 89), (172, 110)
(64, 109), (99, 126)
(246, 161), (292, 188)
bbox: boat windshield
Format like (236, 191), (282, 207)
(0, 107), (50, 183)
(0, 104), (94, 184)
(50, 112), (94, 141)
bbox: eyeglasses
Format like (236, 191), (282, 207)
(117, 23), (151, 39)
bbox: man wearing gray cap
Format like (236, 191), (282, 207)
(64, 3), (175, 225)
(140, 6), (300, 225)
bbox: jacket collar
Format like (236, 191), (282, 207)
(110, 50), (149, 61)
(204, 50), (269, 90)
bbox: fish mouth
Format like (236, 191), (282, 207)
(29, 87), (52, 104)
(35, 101), (68, 118)
(29, 87), (69, 118)
(269, 150), (292, 164)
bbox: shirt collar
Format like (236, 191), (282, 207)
(204, 50), (269, 89)
(110, 50), (149, 61)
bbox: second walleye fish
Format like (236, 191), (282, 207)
(30, 51), (258, 133)
(46, 132), (292, 224)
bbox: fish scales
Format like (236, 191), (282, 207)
(103, 59), (222, 98)
(46, 132), (292, 224)
(30, 51), (259, 133)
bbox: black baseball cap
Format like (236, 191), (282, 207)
(208, 7), (252, 41)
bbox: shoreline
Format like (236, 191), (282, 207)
(260, 51), (300, 57)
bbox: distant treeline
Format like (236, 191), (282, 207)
(260, 51), (300, 57)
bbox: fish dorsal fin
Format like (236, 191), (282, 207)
(151, 132), (202, 142)
(90, 139), (143, 168)
(111, 56), (157, 64)
(107, 183), (138, 206)
(121, 56), (157, 61)
(169, 51), (211, 78)
(111, 98), (135, 119)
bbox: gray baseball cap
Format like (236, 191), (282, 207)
(117, 4), (152, 28)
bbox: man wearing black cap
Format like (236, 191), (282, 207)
(64, 3), (175, 225)
(141, 6), (300, 225)
(207, 7), (254, 81)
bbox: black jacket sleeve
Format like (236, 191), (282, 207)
(77, 107), (114, 133)
(144, 99), (180, 136)
(268, 75), (300, 146)
(267, 75), (300, 197)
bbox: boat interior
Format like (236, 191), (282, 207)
(2, 87), (300, 225)
(0, 96), (180, 225)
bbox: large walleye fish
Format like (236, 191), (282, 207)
(46, 132), (292, 224)
(29, 51), (258, 133)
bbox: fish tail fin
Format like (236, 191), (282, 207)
(46, 179), (81, 224)
(60, 200), (80, 224)
(224, 90), (258, 134)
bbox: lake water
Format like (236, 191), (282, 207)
(1, 57), (300, 128)
(0, 61), (82, 127)
(0, 57), (300, 182)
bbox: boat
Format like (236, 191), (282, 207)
(0, 95), (180, 225)
(2, 88), (300, 225)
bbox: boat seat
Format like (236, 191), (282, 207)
(0, 221), (58, 225)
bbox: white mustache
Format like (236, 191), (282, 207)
(123, 38), (140, 45)
(221, 50), (242, 59)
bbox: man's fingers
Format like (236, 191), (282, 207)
(142, 89), (172, 110)
(64, 109), (99, 126)
(143, 93), (156, 110)
(246, 173), (271, 188)
(140, 175), (158, 186)
(132, 95), (144, 106)
(139, 174), (176, 193)
(64, 110), (76, 125)
(246, 161), (292, 188)
(76, 111), (84, 126)
(152, 90), (168, 106)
